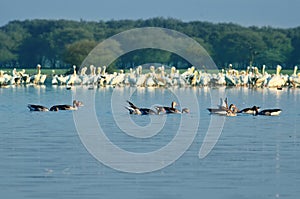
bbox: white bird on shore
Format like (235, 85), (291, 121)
(288, 66), (300, 87)
(10, 68), (22, 85)
(136, 66), (147, 87)
(51, 70), (58, 85)
(125, 68), (137, 86)
(110, 70), (125, 86)
(30, 64), (47, 84)
(0, 70), (6, 85)
(66, 65), (82, 85)
(57, 74), (68, 85)
(266, 65), (286, 88)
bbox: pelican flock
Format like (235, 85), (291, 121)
(1, 64), (299, 88)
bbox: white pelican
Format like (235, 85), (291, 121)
(80, 66), (88, 76)
(110, 70), (125, 86)
(2, 72), (12, 85)
(238, 67), (250, 86)
(225, 72), (238, 86)
(17, 69), (30, 84)
(191, 70), (199, 86)
(66, 65), (82, 85)
(101, 66), (107, 75)
(86, 65), (99, 85)
(125, 68), (137, 86)
(0, 70), (7, 86)
(199, 71), (211, 86)
(289, 66), (300, 87)
(252, 65), (268, 87)
(30, 64), (46, 84)
(136, 74), (147, 87)
(10, 68), (21, 85)
(170, 66), (176, 79)
(0, 70), (4, 81)
(154, 66), (167, 87)
(210, 69), (225, 86)
(145, 73), (157, 87)
(266, 65), (286, 88)
(51, 70), (58, 85)
(181, 66), (195, 79)
(57, 74), (68, 85)
(79, 66), (88, 85)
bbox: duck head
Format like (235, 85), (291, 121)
(182, 108), (190, 113)
(171, 101), (177, 108)
(252, 106), (260, 110)
(229, 104), (238, 113)
(252, 106), (260, 116)
(73, 100), (84, 107)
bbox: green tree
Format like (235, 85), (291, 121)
(287, 27), (300, 66)
(1, 18), (300, 69)
(259, 29), (293, 67)
(64, 39), (97, 67)
(216, 31), (266, 67)
(0, 31), (17, 63)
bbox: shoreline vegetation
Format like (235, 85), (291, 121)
(0, 18), (300, 70)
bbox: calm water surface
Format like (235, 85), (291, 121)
(0, 85), (299, 199)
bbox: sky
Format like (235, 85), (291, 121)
(0, 0), (299, 28)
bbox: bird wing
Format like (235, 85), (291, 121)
(126, 100), (139, 109)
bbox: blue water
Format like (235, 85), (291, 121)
(0, 85), (299, 199)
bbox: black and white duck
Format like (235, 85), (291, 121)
(125, 100), (165, 115)
(253, 106), (282, 116)
(238, 106), (260, 114)
(49, 100), (83, 111)
(27, 104), (49, 111)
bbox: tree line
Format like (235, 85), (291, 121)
(0, 17), (299, 71)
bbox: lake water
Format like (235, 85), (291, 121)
(0, 85), (299, 199)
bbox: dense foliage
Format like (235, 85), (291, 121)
(0, 18), (299, 69)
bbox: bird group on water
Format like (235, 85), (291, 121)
(2, 64), (300, 88)
(27, 97), (281, 117)
(27, 99), (191, 115)
(27, 100), (83, 112)
(207, 97), (282, 117)
(125, 100), (190, 115)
